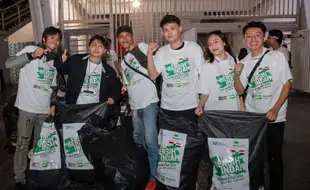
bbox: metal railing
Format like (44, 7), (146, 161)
(51, 0), (300, 54)
(0, 0), (31, 32)
(58, 0), (300, 21)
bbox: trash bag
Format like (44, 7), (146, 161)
(156, 109), (205, 190)
(198, 111), (268, 190)
(55, 103), (109, 184)
(78, 120), (150, 190)
(27, 116), (68, 190)
(2, 94), (19, 154)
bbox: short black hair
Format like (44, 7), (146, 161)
(88, 35), (109, 48)
(269, 29), (284, 44)
(160, 15), (181, 28)
(243, 21), (267, 36)
(42, 26), (62, 42)
(116, 25), (133, 37)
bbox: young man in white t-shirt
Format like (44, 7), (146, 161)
(116, 25), (159, 190)
(5, 27), (62, 190)
(267, 29), (291, 68)
(147, 15), (204, 122)
(234, 21), (292, 190)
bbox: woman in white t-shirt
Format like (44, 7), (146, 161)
(195, 30), (245, 115)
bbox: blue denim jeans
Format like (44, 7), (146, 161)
(132, 102), (158, 180)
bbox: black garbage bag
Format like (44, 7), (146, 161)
(2, 94), (19, 154)
(27, 116), (69, 190)
(78, 121), (150, 190)
(55, 103), (109, 184)
(156, 109), (205, 190)
(198, 111), (268, 190)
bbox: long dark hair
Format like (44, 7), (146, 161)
(205, 30), (237, 63)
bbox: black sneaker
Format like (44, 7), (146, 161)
(15, 182), (25, 190)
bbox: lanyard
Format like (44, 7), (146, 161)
(86, 59), (101, 90)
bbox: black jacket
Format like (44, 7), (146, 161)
(54, 54), (122, 105)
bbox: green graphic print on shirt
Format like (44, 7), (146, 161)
(83, 73), (101, 89)
(165, 58), (191, 80)
(249, 67), (273, 92)
(37, 66), (55, 87)
(124, 59), (141, 86)
(216, 69), (234, 92)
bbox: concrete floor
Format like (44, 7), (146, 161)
(0, 85), (310, 190)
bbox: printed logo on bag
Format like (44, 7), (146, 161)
(41, 162), (48, 168)
(250, 66), (273, 92)
(158, 141), (181, 164)
(212, 141), (225, 146)
(233, 140), (246, 148)
(216, 69), (234, 92)
(63, 123), (94, 170)
(165, 57), (190, 80)
(64, 137), (82, 156)
(211, 152), (247, 177)
(30, 122), (61, 171)
(208, 138), (249, 186)
(157, 130), (187, 188)
(35, 131), (58, 154)
(77, 161), (84, 167)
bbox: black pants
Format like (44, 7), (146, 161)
(267, 122), (285, 190)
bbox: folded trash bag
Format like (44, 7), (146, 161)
(27, 116), (69, 190)
(55, 103), (109, 184)
(198, 111), (268, 190)
(156, 109), (205, 190)
(78, 122), (150, 190)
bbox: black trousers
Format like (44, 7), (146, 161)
(267, 122), (285, 190)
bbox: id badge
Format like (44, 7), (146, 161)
(33, 84), (48, 92)
(82, 90), (94, 96)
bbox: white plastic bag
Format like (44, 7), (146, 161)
(208, 138), (250, 190)
(156, 129), (187, 188)
(30, 122), (61, 170)
(63, 123), (94, 170)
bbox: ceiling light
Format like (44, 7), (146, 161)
(133, 0), (141, 8)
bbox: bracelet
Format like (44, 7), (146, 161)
(233, 76), (240, 80)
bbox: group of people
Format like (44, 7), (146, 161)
(6, 14), (292, 190)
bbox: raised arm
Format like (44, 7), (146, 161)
(6, 46), (46, 69)
(147, 43), (161, 80)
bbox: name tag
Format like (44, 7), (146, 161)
(81, 90), (95, 96)
(33, 84), (49, 92)
(166, 83), (190, 88)
(218, 95), (237, 101)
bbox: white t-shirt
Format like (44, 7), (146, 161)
(198, 55), (240, 111)
(76, 59), (103, 105)
(106, 50), (118, 70)
(15, 45), (57, 114)
(278, 46), (290, 63)
(240, 48), (293, 123)
(154, 41), (204, 111)
(121, 42), (158, 110)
